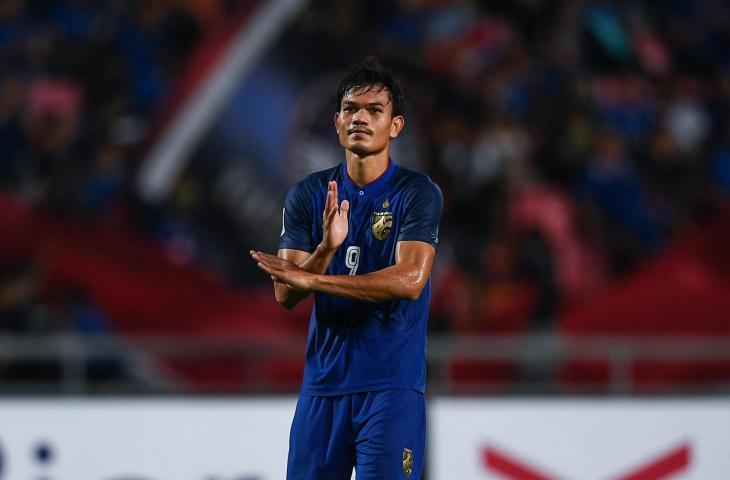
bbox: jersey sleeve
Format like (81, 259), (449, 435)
(278, 181), (315, 252)
(397, 178), (443, 248)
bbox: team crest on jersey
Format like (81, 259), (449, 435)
(371, 199), (392, 240)
(402, 447), (413, 477)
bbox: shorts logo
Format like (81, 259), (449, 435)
(371, 199), (392, 240)
(402, 447), (413, 477)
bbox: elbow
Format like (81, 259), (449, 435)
(401, 281), (426, 301)
(274, 285), (296, 310)
(403, 289), (422, 301)
(275, 292), (296, 311)
(397, 270), (428, 301)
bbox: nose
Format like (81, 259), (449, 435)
(352, 110), (369, 125)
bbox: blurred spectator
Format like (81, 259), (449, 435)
(578, 130), (662, 267)
(0, 259), (48, 333)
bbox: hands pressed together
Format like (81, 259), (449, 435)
(250, 181), (350, 291)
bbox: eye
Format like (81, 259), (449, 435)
(344, 106), (356, 113)
(370, 108), (382, 114)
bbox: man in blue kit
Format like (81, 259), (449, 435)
(250, 57), (442, 480)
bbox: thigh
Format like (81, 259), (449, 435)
(352, 390), (426, 480)
(287, 394), (355, 480)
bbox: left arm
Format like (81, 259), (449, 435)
(251, 240), (435, 302)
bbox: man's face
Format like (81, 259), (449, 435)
(334, 85), (404, 157)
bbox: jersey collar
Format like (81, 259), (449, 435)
(341, 160), (398, 197)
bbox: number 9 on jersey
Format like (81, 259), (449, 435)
(345, 246), (360, 275)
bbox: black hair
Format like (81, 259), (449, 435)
(335, 57), (405, 117)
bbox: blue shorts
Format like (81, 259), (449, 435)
(287, 389), (426, 480)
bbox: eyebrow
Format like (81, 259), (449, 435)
(342, 101), (385, 107)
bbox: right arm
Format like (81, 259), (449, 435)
(272, 180), (349, 310)
(274, 245), (335, 309)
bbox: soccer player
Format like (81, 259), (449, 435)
(250, 58), (442, 480)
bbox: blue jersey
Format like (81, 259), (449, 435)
(279, 161), (443, 395)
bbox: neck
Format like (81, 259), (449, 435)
(345, 149), (390, 187)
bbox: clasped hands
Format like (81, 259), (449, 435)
(250, 181), (350, 291)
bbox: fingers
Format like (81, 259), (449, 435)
(250, 250), (285, 263)
(250, 251), (281, 271)
(331, 181), (338, 205)
(326, 187), (334, 214)
(327, 181), (337, 213)
(324, 181), (343, 225)
(257, 261), (277, 276)
(250, 250), (272, 263)
(340, 199), (349, 219)
(325, 200), (337, 224)
(250, 250), (298, 275)
(253, 256), (282, 275)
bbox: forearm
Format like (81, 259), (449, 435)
(256, 241), (435, 307)
(299, 243), (337, 274)
(274, 243), (337, 309)
(308, 264), (426, 302)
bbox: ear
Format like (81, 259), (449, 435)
(389, 115), (405, 140)
(334, 112), (341, 134)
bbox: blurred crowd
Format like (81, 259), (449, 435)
(0, 0), (223, 385)
(1, 0), (730, 369)
(280, 0), (730, 336)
